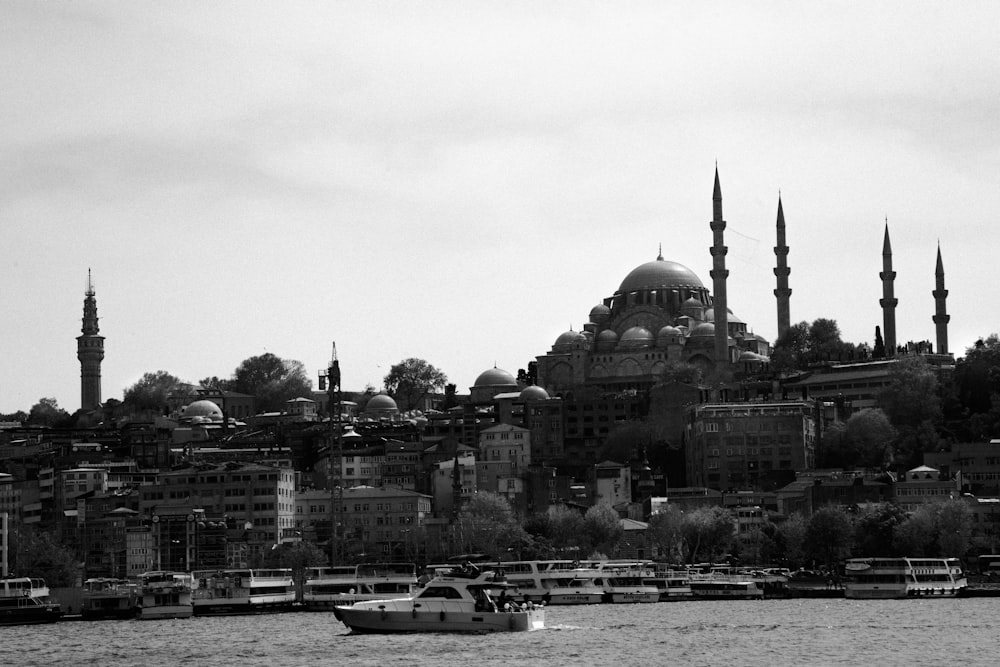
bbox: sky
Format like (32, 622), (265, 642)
(2, 1), (999, 414)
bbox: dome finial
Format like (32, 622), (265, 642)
(657, 243), (663, 261)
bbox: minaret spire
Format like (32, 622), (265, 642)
(77, 269), (105, 410)
(773, 194), (791, 339)
(879, 222), (898, 356)
(933, 243), (950, 354)
(709, 167), (730, 367)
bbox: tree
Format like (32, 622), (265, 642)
(952, 334), (1000, 439)
(853, 502), (907, 556)
(808, 318), (845, 360)
(660, 360), (704, 385)
(583, 503), (624, 558)
(26, 397), (70, 427)
(456, 492), (524, 557)
(804, 506), (853, 569)
(774, 513), (808, 568)
(771, 321), (810, 373)
(0, 410), (28, 423)
(383, 358), (447, 411)
(544, 505), (587, 556)
(261, 541), (328, 599)
(123, 370), (182, 412)
(822, 409), (896, 469)
(680, 506), (737, 564)
(879, 355), (943, 467)
(647, 506), (686, 563)
(10, 529), (80, 586)
(229, 353), (313, 413)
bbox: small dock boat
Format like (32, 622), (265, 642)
(81, 578), (138, 620)
(137, 571), (193, 620)
(334, 566), (545, 633)
(0, 577), (63, 626)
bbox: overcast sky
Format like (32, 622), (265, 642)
(2, 1), (998, 414)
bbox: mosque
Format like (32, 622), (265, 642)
(536, 169), (773, 396)
(533, 168), (951, 398)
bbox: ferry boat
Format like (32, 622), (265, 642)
(191, 569), (296, 615)
(334, 566), (545, 633)
(0, 577), (63, 626)
(499, 560), (604, 605)
(688, 574), (765, 600)
(642, 566), (694, 601)
(590, 562), (660, 603)
(303, 562), (416, 610)
(81, 578), (139, 620)
(137, 571), (193, 620)
(843, 557), (968, 599)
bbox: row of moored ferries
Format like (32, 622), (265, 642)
(1, 556), (970, 625)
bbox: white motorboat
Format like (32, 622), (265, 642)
(334, 566), (545, 633)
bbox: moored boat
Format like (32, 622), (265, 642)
(334, 566), (545, 633)
(81, 578), (138, 620)
(137, 571), (193, 620)
(500, 560), (604, 605)
(0, 577), (63, 626)
(303, 562), (417, 610)
(843, 557), (967, 599)
(191, 568), (296, 615)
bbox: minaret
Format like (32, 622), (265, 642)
(710, 167), (730, 366)
(773, 194), (791, 339)
(76, 269), (105, 411)
(879, 223), (898, 357)
(932, 244), (949, 354)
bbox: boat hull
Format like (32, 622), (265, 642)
(0, 604), (63, 626)
(193, 600), (295, 616)
(138, 604), (193, 620)
(335, 606), (545, 633)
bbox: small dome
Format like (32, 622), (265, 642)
(620, 326), (654, 349)
(657, 325), (682, 338)
(183, 400), (223, 421)
(554, 330), (587, 350)
(589, 304), (611, 323)
(597, 329), (619, 343)
(519, 385), (549, 401)
(366, 394), (398, 411)
(689, 322), (716, 338)
(474, 367), (517, 387)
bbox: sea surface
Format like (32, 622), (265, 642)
(4, 599), (998, 667)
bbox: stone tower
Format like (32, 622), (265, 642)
(710, 168), (729, 366)
(879, 223), (898, 357)
(932, 244), (949, 354)
(773, 195), (792, 340)
(76, 269), (105, 411)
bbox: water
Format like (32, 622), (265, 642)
(4, 600), (997, 667)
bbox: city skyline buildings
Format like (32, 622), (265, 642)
(2, 3), (998, 413)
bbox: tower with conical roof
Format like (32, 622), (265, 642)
(76, 269), (105, 410)
(710, 167), (730, 366)
(933, 244), (949, 354)
(773, 195), (791, 339)
(879, 223), (898, 357)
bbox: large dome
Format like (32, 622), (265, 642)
(474, 367), (517, 387)
(366, 394), (398, 411)
(618, 256), (704, 293)
(183, 400), (223, 421)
